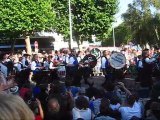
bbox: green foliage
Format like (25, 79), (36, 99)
(114, 0), (160, 46)
(52, 0), (118, 44)
(0, 0), (55, 36)
(102, 22), (132, 47)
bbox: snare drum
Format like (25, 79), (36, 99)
(57, 65), (66, 78)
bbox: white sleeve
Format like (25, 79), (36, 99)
(17, 64), (22, 71)
(145, 58), (156, 64)
(49, 62), (55, 69)
(101, 57), (106, 69)
(69, 57), (75, 64)
(138, 61), (143, 68)
(22, 58), (26, 67)
(31, 61), (36, 71)
(77, 57), (81, 63)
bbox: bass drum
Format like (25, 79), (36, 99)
(109, 52), (126, 69)
(82, 54), (97, 68)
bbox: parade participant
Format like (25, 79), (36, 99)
(77, 51), (84, 63)
(141, 49), (156, 88)
(22, 54), (30, 68)
(67, 49), (79, 82)
(14, 57), (23, 72)
(0, 53), (8, 78)
(54, 50), (60, 61)
(101, 50), (110, 81)
(136, 55), (143, 82)
(44, 55), (58, 70)
(31, 54), (44, 73)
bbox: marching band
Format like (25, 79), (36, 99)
(0, 47), (160, 89)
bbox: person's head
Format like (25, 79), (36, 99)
(99, 98), (110, 115)
(142, 49), (149, 58)
(110, 95), (121, 105)
(104, 82), (115, 92)
(79, 87), (86, 95)
(48, 98), (60, 114)
(0, 93), (34, 120)
(33, 54), (39, 61)
(19, 57), (23, 62)
(75, 96), (89, 110)
(71, 49), (76, 56)
(0, 52), (8, 61)
(103, 50), (109, 56)
(126, 95), (136, 107)
(48, 55), (53, 62)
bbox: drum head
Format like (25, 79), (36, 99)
(109, 52), (126, 69)
(82, 54), (97, 68)
(90, 48), (101, 59)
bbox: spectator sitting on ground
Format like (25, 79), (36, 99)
(64, 80), (80, 97)
(110, 95), (121, 111)
(119, 95), (142, 120)
(89, 89), (104, 115)
(146, 102), (160, 120)
(94, 98), (116, 120)
(74, 87), (89, 101)
(72, 96), (92, 120)
(0, 92), (34, 120)
(44, 98), (60, 120)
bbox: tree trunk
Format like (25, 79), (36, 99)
(154, 27), (160, 41)
(25, 36), (32, 55)
(10, 38), (16, 55)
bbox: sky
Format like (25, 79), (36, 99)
(113, 0), (133, 27)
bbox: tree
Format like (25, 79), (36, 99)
(0, 0), (55, 53)
(102, 22), (132, 47)
(52, 0), (118, 48)
(120, 0), (160, 46)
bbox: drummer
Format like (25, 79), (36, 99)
(22, 54), (30, 69)
(44, 55), (58, 70)
(14, 57), (23, 72)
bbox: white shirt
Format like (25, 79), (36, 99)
(22, 57), (30, 68)
(72, 107), (91, 120)
(119, 102), (142, 120)
(101, 57), (107, 69)
(0, 63), (7, 78)
(138, 60), (143, 68)
(63, 55), (69, 64)
(14, 62), (23, 72)
(31, 61), (41, 71)
(43, 61), (49, 70)
(77, 56), (81, 63)
(110, 103), (121, 110)
(145, 57), (156, 64)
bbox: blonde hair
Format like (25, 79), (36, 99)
(0, 93), (34, 120)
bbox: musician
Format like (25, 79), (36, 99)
(22, 54), (30, 68)
(0, 53), (8, 78)
(67, 49), (79, 83)
(31, 54), (43, 73)
(141, 49), (156, 88)
(14, 57), (23, 72)
(77, 51), (84, 63)
(101, 50), (110, 81)
(44, 55), (57, 70)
